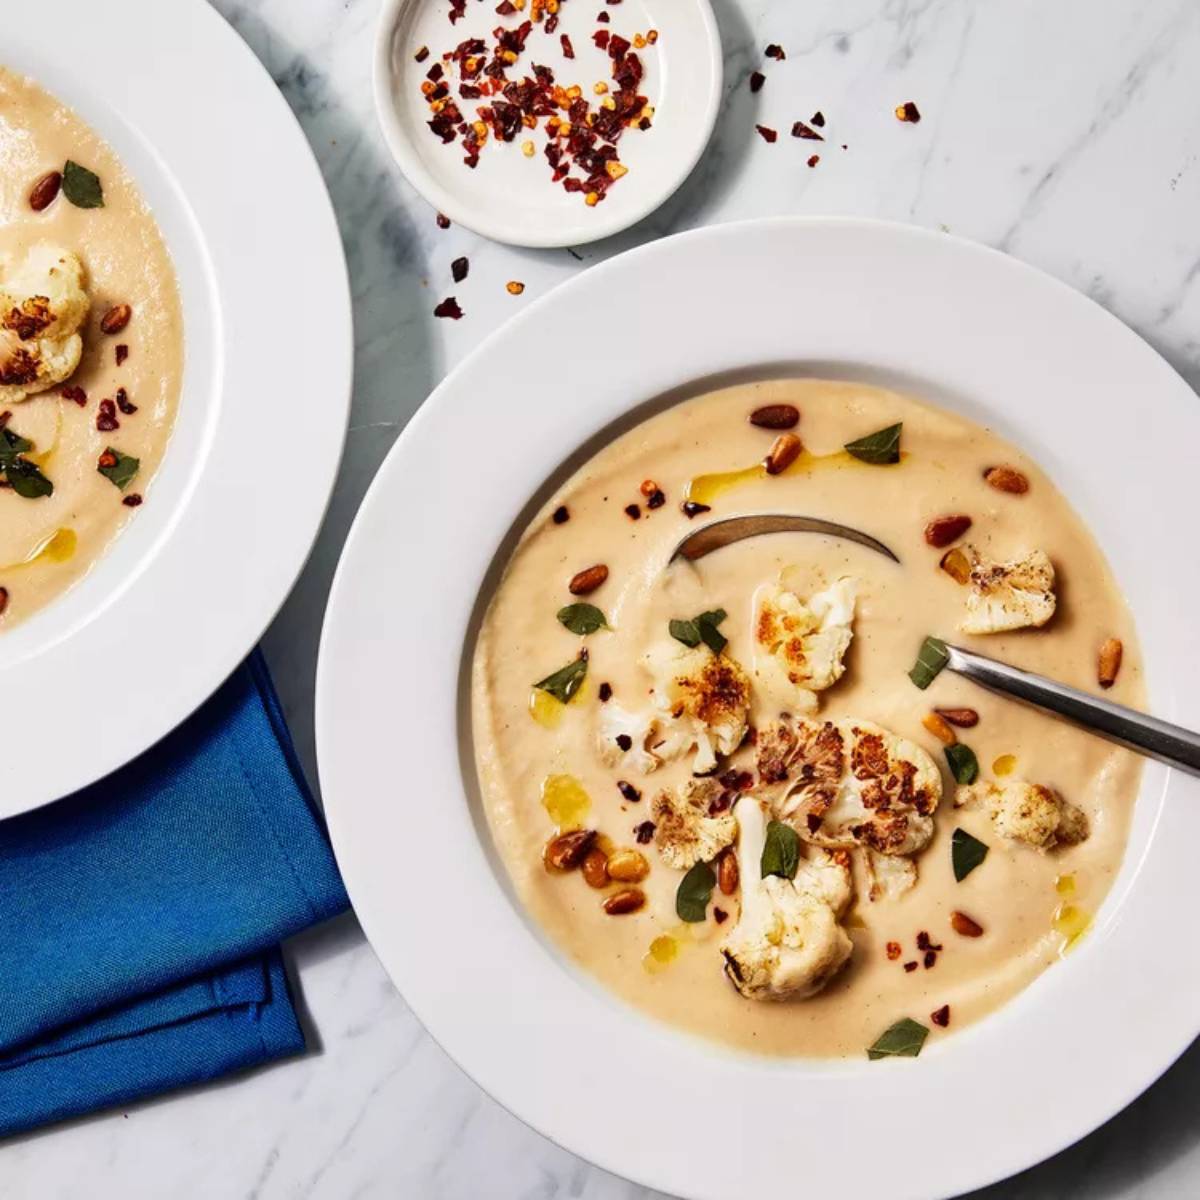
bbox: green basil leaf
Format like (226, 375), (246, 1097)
(844, 422), (902, 465)
(696, 608), (728, 655)
(951, 827), (989, 882)
(908, 635), (949, 689)
(867, 1017), (929, 1060)
(3, 455), (53, 499)
(0, 427), (33, 458)
(97, 447), (140, 491)
(675, 860), (716, 922)
(556, 602), (607, 636)
(760, 819), (800, 880)
(669, 617), (701, 647)
(534, 655), (588, 704)
(944, 743), (979, 785)
(62, 160), (104, 208)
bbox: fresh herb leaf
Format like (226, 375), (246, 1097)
(908, 635), (949, 689)
(534, 655), (588, 704)
(97, 447), (140, 491)
(669, 608), (727, 653)
(3, 455), (53, 499)
(0, 427), (33, 458)
(944, 743), (979, 785)
(761, 820), (800, 880)
(557, 603), (607, 636)
(867, 1017), (929, 1060)
(844, 422), (902, 465)
(951, 827), (989, 882)
(676, 860), (716, 922)
(62, 160), (104, 208)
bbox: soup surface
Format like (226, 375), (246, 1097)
(0, 68), (183, 628)
(472, 378), (1142, 1058)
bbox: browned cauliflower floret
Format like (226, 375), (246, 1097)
(756, 716), (941, 856)
(958, 777), (1088, 850)
(720, 798), (854, 1000)
(959, 546), (1056, 635)
(651, 779), (737, 870)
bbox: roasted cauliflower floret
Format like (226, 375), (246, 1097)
(959, 777), (1088, 850)
(644, 641), (751, 775)
(0, 244), (88, 404)
(863, 848), (917, 901)
(597, 703), (662, 775)
(720, 797), (853, 1000)
(652, 779), (737, 870)
(958, 546), (1056, 635)
(756, 715), (941, 856)
(752, 577), (857, 712)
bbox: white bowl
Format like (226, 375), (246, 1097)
(317, 218), (1200, 1199)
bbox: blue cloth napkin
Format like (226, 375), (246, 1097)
(0, 652), (349, 1138)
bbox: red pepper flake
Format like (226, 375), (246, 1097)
(647, 488), (665, 509)
(122, 493), (143, 508)
(916, 931), (942, 952)
(764, 43), (786, 59)
(0, 587), (8, 616)
(97, 449), (118, 470)
(749, 71), (765, 93)
(434, 296), (464, 319)
(807, 154), (820, 168)
(436, 212), (451, 229)
(593, 29), (610, 48)
(552, 504), (570, 524)
(931, 1004), (951, 1027)
(598, 681), (612, 702)
(451, 256), (470, 282)
(811, 111), (825, 127)
(755, 124), (778, 144)
(96, 398), (119, 432)
(791, 120), (823, 141)
(923, 950), (937, 969)
(681, 500), (711, 519)
(895, 100), (921, 123)
(634, 820), (655, 844)
(115, 343), (129, 366)
(495, 0), (516, 11)
(427, 62), (445, 82)
(596, 10), (610, 21)
(560, 33), (575, 58)
(713, 907), (729, 925)
(886, 941), (901, 961)
(115, 388), (137, 415)
(903, 961), (918, 972)
(449, 0), (467, 23)
(624, 503), (641, 520)
(617, 780), (641, 802)
(414, 46), (430, 62)
(707, 790), (734, 816)
(615, 734), (633, 752)
(61, 385), (87, 407)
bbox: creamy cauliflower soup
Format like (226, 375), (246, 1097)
(472, 378), (1143, 1059)
(0, 68), (183, 628)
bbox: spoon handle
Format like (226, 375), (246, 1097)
(945, 643), (1200, 778)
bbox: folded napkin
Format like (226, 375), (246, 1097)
(0, 652), (349, 1138)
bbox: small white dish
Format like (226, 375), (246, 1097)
(2, 0), (352, 816)
(317, 218), (1200, 1199)
(373, 0), (722, 247)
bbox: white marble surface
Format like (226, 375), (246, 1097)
(7, 0), (1200, 1195)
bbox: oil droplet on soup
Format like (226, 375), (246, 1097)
(684, 448), (902, 506)
(1053, 902), (1091, 954)
(643, 934), (680, 974)
(993, 754), (1018, 776)
(1055, 873), (1076, 897)
(529, 689), (564, 728)
(541, 774), (590, 830)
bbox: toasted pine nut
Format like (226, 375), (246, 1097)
(581, 847), (610, 888)
(543, 829), (596, 872)
(1098, 637), (1123, 689)
(983, 465), (1029, 494)
(606, 848), (649, 883)
(764, 433), (803, 475)
(568, 563), (608, 595)
(950, 910), (984, 938)
(922, 712), (957, 745)
(603, 887), (646, 915)
(936, 707), (979, 728)
(717, 848), (739, 895)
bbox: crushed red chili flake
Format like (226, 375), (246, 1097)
(634, 820), (655, 844)
(96, 398), (119, 432)
(807, 154), (820, 168)
(122, 493), (143, 508)
(560, 33), (575, 57)
(596, 9), (610, 20)
(97, 449), (118, 470)
(755, 124), (778, 143)
(791, 120), (823, 141)
(647, 488), (665, 508)
(931, 1004), (950, 1027)
(449, 0), (467, 22)
(115, 387), (137, 416)
(415, 45), (431, 62)
(916, 931), (942, 952)
(811, 111), (825, 127)
(427, 61), (445, 82)
(617, 780), (641, 802)
(593, 29), (610, 48)
(886, 941), (902, 961)
(115, 344), (129, 366)
(436, 212), (451, 229)
(707, 790), (734, 816)
(713, 907), (728, 924)
(923, 949), (937, 969)
(496, 0), (516, 11)
(624, 503), (641, 520)
(434, 296), (464, 319)
(451, 255), (470, 282)
(61, 385), (87, 406)
(749, 71), (765, 93)
(682, 500), (711, 519)
(895, 100), (921, 123)
(903, 961), (918, 972)
(552, 504), (570, 524)
(615, 733), (633, 752)
(764, 43), (785, 59)
(0, 587), (8, 616)
(598, 681), (612, 701)
(719, 769), (753, 792)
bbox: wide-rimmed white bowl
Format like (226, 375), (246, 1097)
(2, 0), (352, 815)
(317, 218), (1200, 1199)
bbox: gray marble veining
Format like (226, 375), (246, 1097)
(5, 0), (1200, 1195)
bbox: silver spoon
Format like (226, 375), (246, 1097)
(670, 515), (1200, 776)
